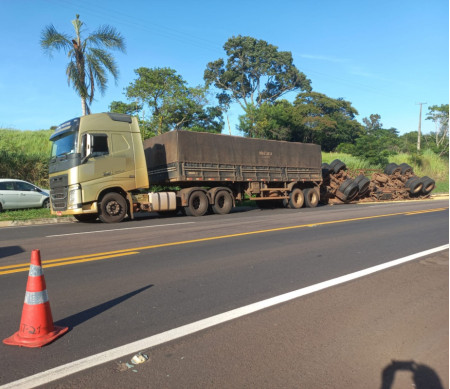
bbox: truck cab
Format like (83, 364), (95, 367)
(49, 113), (148, 222)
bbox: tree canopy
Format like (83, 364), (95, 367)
(237, 92), (363, 151)
(41, 14), (125, 115)
(111, 67), (223, 138)
(204, 35), (311, 136)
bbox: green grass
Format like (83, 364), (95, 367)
(0, 208), (54, 222)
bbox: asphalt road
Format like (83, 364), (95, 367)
(0, 199), (448, 388)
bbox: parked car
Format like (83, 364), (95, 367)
(0, 179), (50, 212)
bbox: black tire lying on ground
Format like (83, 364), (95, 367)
(354, 174), (370, 196)
(399, 163), (413, 175)
(405, 177), (423, 195)
(419, 176), (435, 195)
(384, 163), (401, 175)
(338, 179), (359, 201)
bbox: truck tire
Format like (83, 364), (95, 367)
(212, 190), (233, 215)
(354, 175), (370, 196)
(98, 192), (127, 223)
(331, 160), (346, 174)
(287, 188), (304, 209)
(321, 163), (331, 177)
(74, 214), (98, 222)
(405, 177), (423, 194)
(337, 179), (358, 202)
(184, 191), (209, 216)
(419, 176), (435, 195)
(384, 163), (400, 175)
(399, 163), (413, 175)
(303, 188), (319, 208)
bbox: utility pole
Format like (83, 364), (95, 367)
(416, 102), (427, 151)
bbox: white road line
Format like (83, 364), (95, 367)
(45, 222), (196, 238)
(2, 244), (448, 389)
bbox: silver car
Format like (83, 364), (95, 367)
(0, 179), (50, 211)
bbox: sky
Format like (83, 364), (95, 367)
(0, 0), (448, 136)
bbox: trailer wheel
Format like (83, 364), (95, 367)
(384, 163), (400, 175)
(184, 191), (208, 216)
(212, 190), (233, 215)
(98, 192), (127, 223)
(74, 214), (98, 223)
(287, 188), (304, 209)
(354, 175), (370, 196)
(419, 176), (435, 195)
(303, 188), (319, 208)
(399, 163), (413, 175)
(406, 177), (423, 194)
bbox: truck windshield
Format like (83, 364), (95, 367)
(50, 117), (80, 158)
(51, 131), (78, 158)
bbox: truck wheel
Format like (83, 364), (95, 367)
(303, 188), (319, 208)
(184, 191), (208, 216)
(333, 161), (346, 174)
(354, 175), (370, 196)
(98, 192), (127, 223)
(406, 177), (423, 194)
(74, 214), (98, 222)
(384, 163), (400, 175)
(287, 188), (304, 209)
(212, 191), (233, 215)
(419, 176), (435, 195)
(399, 163), (413, 175)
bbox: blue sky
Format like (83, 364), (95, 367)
(0, 0), (448, 136)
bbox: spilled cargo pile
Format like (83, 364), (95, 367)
(320, 160), (436, 204)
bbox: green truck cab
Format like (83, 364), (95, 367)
(49, 113), (148, 222)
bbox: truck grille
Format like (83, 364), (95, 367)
(50, 174), (68, 211)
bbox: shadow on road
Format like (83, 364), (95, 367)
(0, 246), (25, 259)
(54, 285), (153, 330)
(380, 360), (444, 389)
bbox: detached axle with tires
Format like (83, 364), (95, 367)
(48, 113), (323, 223)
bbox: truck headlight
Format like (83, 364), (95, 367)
(68, 184), (82, 209)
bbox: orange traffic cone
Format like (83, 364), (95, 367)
(3, 250), (68, 347)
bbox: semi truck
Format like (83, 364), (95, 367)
(49, 112), (322, 223)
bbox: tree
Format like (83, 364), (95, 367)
(118, 67), (223, 137)
(41, 14), (125, 115)
(291, 92), (363, 150)
(204, 35), (311, 136)
(426, 104), (449, 156)
(362, 114), (383, 134)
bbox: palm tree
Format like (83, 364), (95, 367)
(41, 14), (126, 115)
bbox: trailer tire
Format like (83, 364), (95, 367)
(343, 182), (359, 201)
(384, 163), (400, 175)
(212, 190), (233, 215)
(98, 192), (127, 223)
(419, 176), (435, 195)
(405, 177), (423, 194)
(287, 188), (304, 209)
(354, 175), (370, 196)
(399, 163), (413, 175)
(184, 191), (209, 216)
(74, 214), (98, 222)
(332, 161), (346, 174)
(303, 188), (319, 208)
(321, 163), (331, 177)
